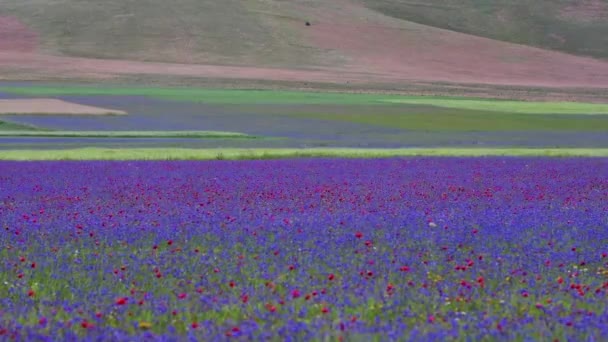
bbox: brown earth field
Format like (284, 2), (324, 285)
(2, 0), (608, 97)
(0, 99), (126, 115)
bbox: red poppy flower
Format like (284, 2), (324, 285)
(115, 297), (128, 305)
(81, 320), (94, 329)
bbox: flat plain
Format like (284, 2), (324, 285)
(2, 85), (608, 152)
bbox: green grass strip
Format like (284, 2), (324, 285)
(382, 98), (608, 114)
(294, 112), (608, 131)
(0, 130), (256, 139)
(1, 148), (607, 160)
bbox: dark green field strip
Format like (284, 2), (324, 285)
(0, 120), (46, 131)
(0, 131), (259, 139)
(291, 111), (608, 132)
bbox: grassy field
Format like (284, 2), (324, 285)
(0, 130), (256, 139)
(382, 98), (608, 114)
(3, 86), (608, 114)
(2, 148), (608, 160)
(292, 111), (608, 132)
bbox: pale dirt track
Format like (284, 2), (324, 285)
(0, 99), (126, 115)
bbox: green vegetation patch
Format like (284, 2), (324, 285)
(0, 130), (257, 139)
(382, 98), (608, 115)
(0, 120), (46, 131)
(293, 111), (608, 131)
(1, 148), (607, 161)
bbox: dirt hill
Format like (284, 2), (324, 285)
(2, 0), (608, 90)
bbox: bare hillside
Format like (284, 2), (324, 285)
(2, 0), (608, 90)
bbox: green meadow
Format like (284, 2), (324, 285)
(289, 111), (608, 131)
(382, 98), (608, 114)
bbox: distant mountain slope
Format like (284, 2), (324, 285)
(2, 0), (608, 90)
(362, 0), (608, 59)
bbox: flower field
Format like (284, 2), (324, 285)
(1, 158), (607, 341)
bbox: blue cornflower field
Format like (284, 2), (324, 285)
(0, 158), (607, 341)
